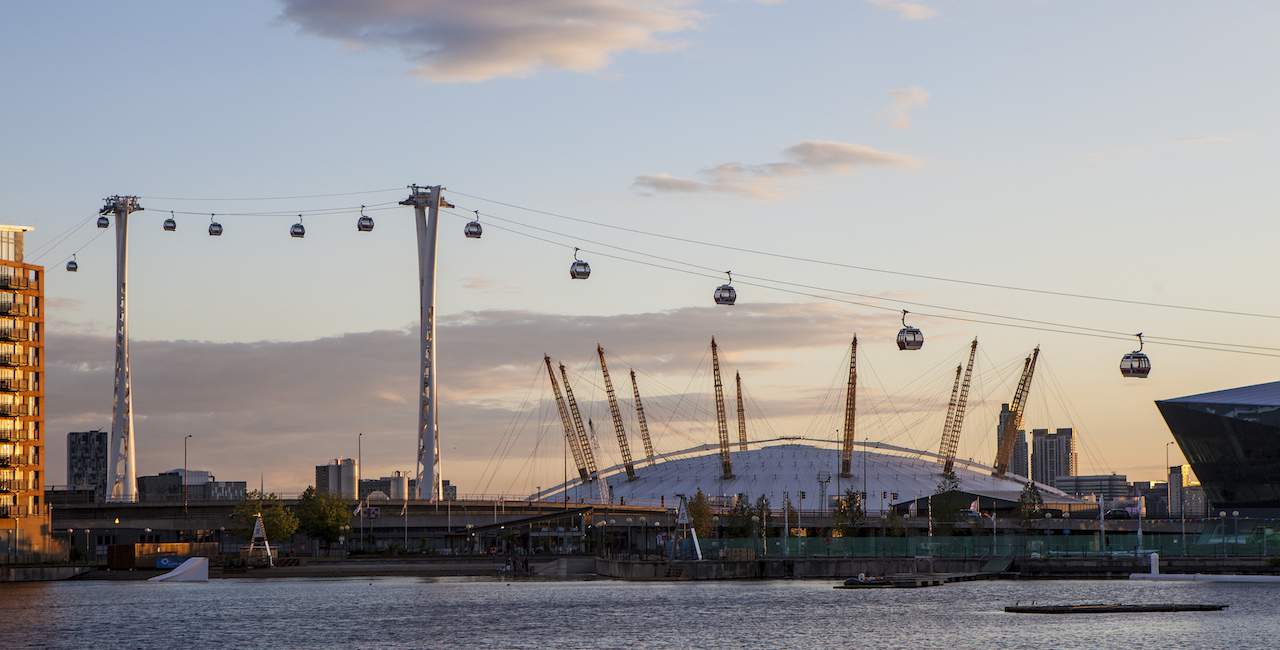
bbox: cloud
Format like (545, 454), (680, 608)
(867, 0), (938, 21)
(44, 303), (894, 491)
(1175, 135), (1234, 145)
(633, 140), (921, 198)
(278, 0), (702, 82)
(885, 86), (929, 129)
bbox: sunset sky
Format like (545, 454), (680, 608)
(6, 1), (1279, 494)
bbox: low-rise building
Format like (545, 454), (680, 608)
(1054, 474), (1130, 501)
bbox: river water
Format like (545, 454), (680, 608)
(3, 577), (1278, 648)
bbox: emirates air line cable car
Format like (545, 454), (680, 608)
(714, 271), (737, 306)
(163, 211), (177, 232)
(896, 309), (924, 351)
(356, 205), (374, 232)
(96, 215), (110, 229)
(569, 247), (591, 280)
(208, 214), (223, 237)
(464, 211), (483, 239)
(65, 254), (78, 272)
(1120, 333), (1151, 378)
(290, 214), (306, 239)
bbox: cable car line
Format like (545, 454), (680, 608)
(447, 188), (1280, 321)
(138, 187), (405, 201)
(453, 212), (1280, 359)
(441, 207), (1280, 354)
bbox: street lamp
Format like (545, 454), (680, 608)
(1219, 511), (1228, 557)
(183, 434), (194, 518)
(1232, 510), (1240, 556)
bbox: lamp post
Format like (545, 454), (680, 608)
(357, 432), (363, 551)
(1232, 510), (1240, 557)
(1219, 511), (1227, 557)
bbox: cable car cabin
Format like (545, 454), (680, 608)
(464, 221), (483, 239)
(357, 216), (375, 232)
(714, 283), (737, 305)
(569, 260), (591, 280)
(290, 223), (306, 239)
(96, 216), (110, 228)
(65, 259), (78, 272)
(896, 326), (924, 351)
(1120, 351), (1151, 378)
(163, 218), (177, 232)
(208, 221), (223, 236)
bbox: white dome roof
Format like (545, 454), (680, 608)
(549, 439), (1063, 512)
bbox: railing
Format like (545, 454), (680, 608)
(0, 329), (31, 342)
(0, 504), (46, 518)
(0, 379), (29, 393)
(0, 354), (28, 368)
(0, 480), (27, 493)
(0, 428), (33, 442)
(0, 275), (31, 290)
(0, 303), (30, 317)
(0, 404), (29, 417)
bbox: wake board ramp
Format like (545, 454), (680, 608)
(147, 557), (209, 582)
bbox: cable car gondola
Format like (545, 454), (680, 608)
(96, 215), (110, 229)
(290, 214), (306, 239)
(714, 271), (737, 306)
(1120, 333), (1151, 379)
(163, 211), (177, 232)
(569, 247), (591, 280)
(356, 205), (374, 232)
(896, 309), (924, 351)
(465, 210), (483, 239)
(65, 255), (78, 272)
(208, 214), (223, 237)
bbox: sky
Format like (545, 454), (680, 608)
(4, 0), (1279, 494)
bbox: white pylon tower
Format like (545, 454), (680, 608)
(103, 195), (143, 502)
(401, 185), (451, 501)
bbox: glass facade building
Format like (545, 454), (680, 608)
(1157, 381), (1280, 515)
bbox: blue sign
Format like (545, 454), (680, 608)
(155, 556), (186, 569)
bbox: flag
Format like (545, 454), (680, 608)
(400, 500), (408, 517)
(353, 502), (363, 516)
(970, 498), (980, 512)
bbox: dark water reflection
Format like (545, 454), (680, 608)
(3, 577), (1278, 649)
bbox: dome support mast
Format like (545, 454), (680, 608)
(939, 339), (978, 476)
(629, 369), (656, 465)
(711, 338), (734, 479)
(597, 344), (637, 481)
(839, 336), (858, 478)
(993, 346), (1040, 477)
(546, 355), (590, 482)
(735, 371), (748, 452)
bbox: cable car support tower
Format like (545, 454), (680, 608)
(400, 185), (453, 501)
(993, 346), (1040, 478)
(103, 195), (142, 502)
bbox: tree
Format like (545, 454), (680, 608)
(295, 486), (352, 546)
(232, 490), (299, 541)
(723, 494), (754, 537)
(1018, 480), (1045, 525)
(687, 489), (713, 538)
(833, 488), (865, 537)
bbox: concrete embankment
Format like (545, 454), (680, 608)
(0, 565), (92, 582)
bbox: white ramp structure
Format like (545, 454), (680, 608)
(148, 557), (209, 582)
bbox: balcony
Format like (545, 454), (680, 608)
(0, 379), (29, 393)
(0, 429), (32, 442)
(0, 329), (31, 343)
(0, 480), (22, 493)
(0, 404), (30, 418)
(0, 354), (31, 368)
(0, 275), (31, 290)
(0, 302), (30, 317)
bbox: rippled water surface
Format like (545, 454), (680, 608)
(4, 577), (1279, 648)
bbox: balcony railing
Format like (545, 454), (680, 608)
(0, 480), (25, 493)
(0, 504), (45, 518)
(0, 404), (30, 418)
(0, 379), (29, 393)
(0, 303), (31, 317)
(0, 329), (31, 343)
(0, 275), (31, 290)
(0, 429), (33, 442)
(0, 354), (31, 368)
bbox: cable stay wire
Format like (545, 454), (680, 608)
(449, 188), (1280, 321)
(440, 209), (1280, 359)
(148, 201), (402, 218)
(28, 215), (97, 261)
